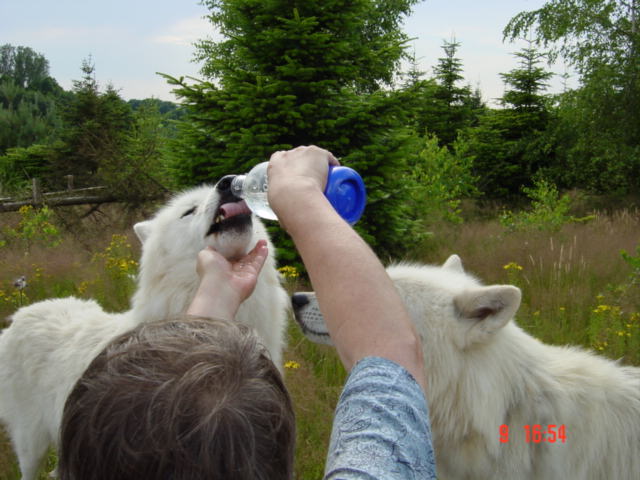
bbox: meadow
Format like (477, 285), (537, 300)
(0, 199), (638, 479)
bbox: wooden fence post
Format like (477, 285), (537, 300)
(32, 178), (42, 205)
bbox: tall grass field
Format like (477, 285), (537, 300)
(0, 202), (638, 479)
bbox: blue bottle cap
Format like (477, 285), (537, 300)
(324, 166), (366, 225)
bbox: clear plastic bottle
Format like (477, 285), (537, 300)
(230, 161), (366, 225)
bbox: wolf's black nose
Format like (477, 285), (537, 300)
(216, 175), (236, 192)
(291, 293), (309, 312)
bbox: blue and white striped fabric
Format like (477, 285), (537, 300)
(324, 356), (437, 479)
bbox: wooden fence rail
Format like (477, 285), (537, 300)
(0, 177), (116, 213)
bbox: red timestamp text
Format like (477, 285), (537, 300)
(499, 424), (567, 444)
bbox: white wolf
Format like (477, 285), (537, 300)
(0, 179), (289, 480)
(292, 255), (640, 480)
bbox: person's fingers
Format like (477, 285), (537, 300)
(234, 240), (268, 274)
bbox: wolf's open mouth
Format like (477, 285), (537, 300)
(207, 200), (252, 236)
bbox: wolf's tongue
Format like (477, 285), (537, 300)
(219, 200), (252, 219)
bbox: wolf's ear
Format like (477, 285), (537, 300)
(443, 254), (464, 273)
(454, 285), (521, 344)
(133, 221), (152, 244)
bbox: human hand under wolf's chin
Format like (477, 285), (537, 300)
(186, 239), (268, 321)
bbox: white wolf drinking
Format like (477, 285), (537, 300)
(0, 178), (288, 480)
(293, 255), (640, 480)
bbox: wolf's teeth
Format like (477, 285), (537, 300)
(215, 214), (224, 224)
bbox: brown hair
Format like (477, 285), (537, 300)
(59, 317), (295, 480)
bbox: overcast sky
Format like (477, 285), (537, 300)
(1, 0), (575, 105)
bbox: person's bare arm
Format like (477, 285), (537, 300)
(268, 146), (426, 391)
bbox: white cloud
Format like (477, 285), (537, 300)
(152, 16), (217, 47)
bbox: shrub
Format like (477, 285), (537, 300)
(406, 134), (477, 225)
(500, 177), (592, 232)
(1, 205), (61, 252)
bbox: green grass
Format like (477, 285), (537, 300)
(1, 203), (639, 479)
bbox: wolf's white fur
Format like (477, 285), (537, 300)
(293, 255), (640, 479)
(0, 184), (289, 480)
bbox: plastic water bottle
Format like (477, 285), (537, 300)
(230, 161), (366, 225)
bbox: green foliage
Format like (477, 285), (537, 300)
(0, 45), (64, 156)
(461, 43), (555, 198)
(127, 98), (185, 120)
(0, 82), (61, 155)
(196, 0), (419, 93)
(403, 39), (485, 147)
(504, 0), (640, 194)
(504, 0), (639, 78)
(52, 59), (134, 189)
(499, 40), (554, 113)
(90, 234), (137, 311)
(499, 177), (590, 232)
(0, 44), (62, 94)
(166, 0), (423, 260)
(0, 142), (61, 195)
(1, 205), (62, 252)
(621, 244), (640, 277)
(431, 38), (484, 146)
(405, 134), (477, 225)
(543, 84), (640, 194)
(620, 244), (640, 307)
(96, 99), (172, 202)
(589, 302), (640, 364)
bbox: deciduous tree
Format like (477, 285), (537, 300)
(504, 0), (640, 193)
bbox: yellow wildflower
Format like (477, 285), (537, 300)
(503, 262), (523, 271)
(593, 305), (611, 314)
(278, 266), (299, 279)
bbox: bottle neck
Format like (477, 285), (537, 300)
(230, 175), (246, 198)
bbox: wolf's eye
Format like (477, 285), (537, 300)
(181, 207), (196, 218)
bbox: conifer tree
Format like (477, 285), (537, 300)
(165, 0), (422, 259)
(53, 58), (133, 188)
(402, 39), (484, 147)
(463, 42), (554, 197)
(431, 38), (482, 146)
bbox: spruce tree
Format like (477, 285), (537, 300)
(54, 58), (134, 189)
(431, 38), (481, 146)
(463, 42), (554, 198)
(165, 0), (422, 260)
(402, 39), (484, 147)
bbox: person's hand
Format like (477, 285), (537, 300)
(187, 240), (268, 320)
(196, 240), (268, 302)
(267, 146), (339, 221)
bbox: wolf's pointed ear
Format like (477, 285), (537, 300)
(133, 221), (152, 244)
(443, 254), (464, 273)
(455, 285), (521, 344)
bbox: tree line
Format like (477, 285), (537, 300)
(1, 0), (638, 260)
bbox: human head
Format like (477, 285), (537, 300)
(59, 317), (295, 480)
